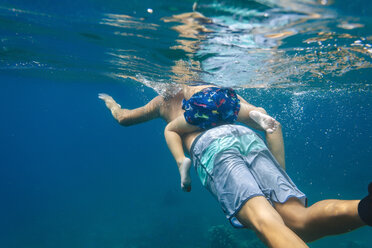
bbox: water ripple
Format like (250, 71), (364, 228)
(194, 0), (372, 91)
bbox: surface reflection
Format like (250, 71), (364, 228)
(100, 0), (372, 92)
(163, 11), (212, 84)
(195, 0), (371, 90)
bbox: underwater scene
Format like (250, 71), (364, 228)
(0, 0), (371, 247)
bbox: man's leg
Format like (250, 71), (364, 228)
(236, 196), (308, 248)
(274, 197), (365, 242)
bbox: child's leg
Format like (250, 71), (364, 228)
(165, 115), (199, 163)
(164, 115), (200, 191)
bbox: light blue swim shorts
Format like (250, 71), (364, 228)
(190, 124), (307, 228)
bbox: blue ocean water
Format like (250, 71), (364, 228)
(0, 0), (371, 247)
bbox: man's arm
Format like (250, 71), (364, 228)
(266, 125), (285, 170)
(98, 93), (162, 126)
(237, 94), (286, 170)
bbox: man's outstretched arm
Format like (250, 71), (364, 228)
(98, 93), (162, 126)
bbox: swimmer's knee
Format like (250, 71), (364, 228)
(323, 200), (352, 217)
(284, 211), (308, 232)
(164, 123), (172, 135)
(275, 199), (308, 232)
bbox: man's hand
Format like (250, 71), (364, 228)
(98, 93), (122, 119)
(98, 93), (162, 126)
(98, 93), (121, 109)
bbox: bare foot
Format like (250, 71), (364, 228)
(249, 110), (279, 133)
(179, 158), (192, 192)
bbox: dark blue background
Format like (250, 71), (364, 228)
(1, 72), (371, 247)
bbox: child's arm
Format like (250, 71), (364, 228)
(98, 93), (162, 126)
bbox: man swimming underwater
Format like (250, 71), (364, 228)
(99, 89), (371, 248)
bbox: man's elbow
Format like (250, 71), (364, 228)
(113, 109), (135, 126)
(112, 111), (130, 126)
(117, 117), (133, 126)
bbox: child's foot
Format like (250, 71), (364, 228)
(358, 182), (372, 226)
(179, 158), (192, 192)
(249, 110), (279, 133)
